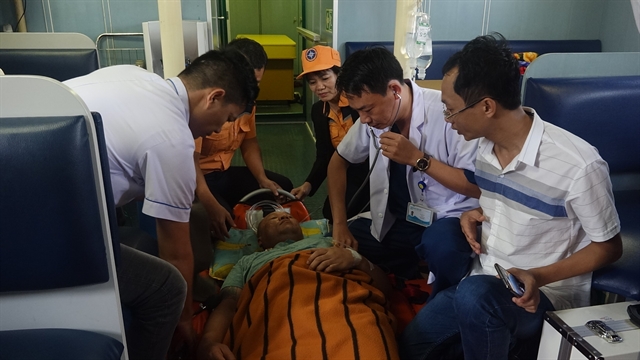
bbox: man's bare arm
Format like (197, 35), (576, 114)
(379, 132), (480, 198)
(197, 287), (242, 360)
(355, 255), (393, 298)
(193, 152), (235, 238)
(510, 233), (623, 313)
(424, 159), (481, 198)
(531, 233), (622, 288)
(327, 152), (358, 248)
(156, 219), (195, 344)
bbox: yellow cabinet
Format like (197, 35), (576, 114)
(237, 34), (295, 101)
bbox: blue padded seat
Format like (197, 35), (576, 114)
(344, 39), (601, 80)
(0, 33), (99, 82)
(344, 41), (394, 59)
(0, 328), (123, 360)
(523, 76), (640, 174)
(0, 76), (125, 359)
(0, 49), (99, 82)
(92, 113), (122, 265)
(593, 190), (640, 299)
(0, 115), (109, 292)
(523, 76), (640, 300)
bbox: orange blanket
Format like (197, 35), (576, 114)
(225, 250), (399, 360)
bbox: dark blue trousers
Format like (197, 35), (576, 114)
(416, 216), (473, 298)
(348, 216), (472, 298)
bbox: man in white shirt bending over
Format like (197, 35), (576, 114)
(65, 49), (258, 360)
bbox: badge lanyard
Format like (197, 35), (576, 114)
(406, 106), (435, 228)
(416, 116), (428, 203)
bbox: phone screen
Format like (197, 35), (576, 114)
(494, 263), (525, 297)
(506, 273), (525, 297)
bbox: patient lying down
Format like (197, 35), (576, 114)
(197, 211), (399, 360)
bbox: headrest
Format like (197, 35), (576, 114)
(523, 76), (640, 173)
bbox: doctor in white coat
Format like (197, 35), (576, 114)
(328, 47), (480, 297)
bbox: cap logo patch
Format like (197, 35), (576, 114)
(306, 48), (317, 61)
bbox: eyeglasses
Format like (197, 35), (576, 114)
(442, 97), (488, 121)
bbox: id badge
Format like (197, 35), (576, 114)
(406, 203), (434, 227)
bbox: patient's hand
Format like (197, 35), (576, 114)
(197, 342), (235, 360)
(308, 247), (355, 272)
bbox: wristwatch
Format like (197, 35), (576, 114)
(413, 153), (431, 172)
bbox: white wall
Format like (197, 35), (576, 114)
(333, 0), (640, 59)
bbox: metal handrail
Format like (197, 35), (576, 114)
(296, 27), (325, 44)
(95, 32), (145, 68)
(95, 32), (144, 47)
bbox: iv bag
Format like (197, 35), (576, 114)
(402, 6), (431, 79)
(416, 12), (432, 80)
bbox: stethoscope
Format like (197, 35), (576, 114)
(369, 91), (402, 152)
(347, 92), (402, 214)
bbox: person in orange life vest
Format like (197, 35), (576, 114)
(290, 45), (369, 222)
(194, 38), (293, 239)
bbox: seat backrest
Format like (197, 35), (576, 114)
(521, 52), (640, 99)
(522, 76), (640, 175)
(0, 75), (126, 350)
(344, 41), (395, 59)
(0, 32), (99, 81)
(344, 39), (601, 80)
(523, 75), (640, 302)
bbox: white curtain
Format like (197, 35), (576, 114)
(632, 0), (640, 33)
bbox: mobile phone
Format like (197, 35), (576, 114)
(494, 263), (525, 297)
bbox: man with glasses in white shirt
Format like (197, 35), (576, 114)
(401, 33), (622, 360)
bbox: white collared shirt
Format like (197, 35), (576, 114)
(470, 108), (620, 309)
(337, 81), (479, 240)
(64, 65), (195, 222)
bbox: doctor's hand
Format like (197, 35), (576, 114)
(203, 198), (235, 239)
(331, 222), (359, 251)
(291, 182), (312, 200)
(378, 131), (423, 167)
(506, 267), (541, 314)
(460, 208), (485, 255)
